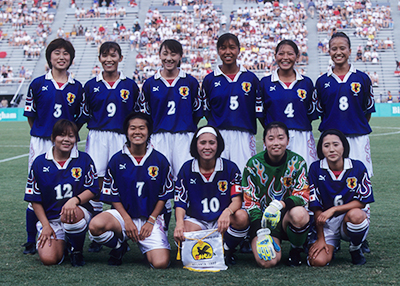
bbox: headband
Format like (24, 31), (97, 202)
(196, 127), (217, 138)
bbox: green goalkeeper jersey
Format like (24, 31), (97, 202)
(242, 149), (310, 222)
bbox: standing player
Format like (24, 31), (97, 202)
(137, 39), (203, 178)
(307, 129), (374, 265)
(242, 122), (310, 268)
(202, 33), (262, 173)
(173, 125), (249, 265)
(260, 40), (318, 168)
(315, 32), (375, 177)
(88, 112), (173, 268)
(24, 119), (99, 266)
(23, 38), (85, 255)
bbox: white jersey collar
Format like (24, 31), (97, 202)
(214, 65), (247, 82)
(321, 158), (353, 180)
(327, 64), (356, 77)
(45, 144), (79, 169)
(96, 71), (126, 88)
(192, 157), (224, 182)
(122, 143), (153, 166)
(45, 70), (75, 88)
(154, 69), (186, 87)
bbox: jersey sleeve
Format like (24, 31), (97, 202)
(83, 155), (100, 197)
(192, 78), (203, 120)
(24, 166), (42, 203)
(353, 161), (374, 204)
(75, 84), (88, 126)
(137, 80), (150, 114)
(174, 166), (189, 211)
(241, 161), (263, 222)
(159, 164), (174, 201)
(363, 75), (375, 114)
(255, 78), (263, 118)
(307, 81), (318, 122)
(308, 162), (323, 210)
(23, 81), (37, 118)
(201, 75), (211, 117)
(287, 156), (309, 207)
(100, 161), (121, 204)
(229, 162), (242, 198)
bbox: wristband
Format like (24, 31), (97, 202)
(227, 207), (234, 215)
(147, 220), (155, 225)
(149, 215), (156, 221)
(75, 195), (81, 205)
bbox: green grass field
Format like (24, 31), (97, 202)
(0, 117), (399, 285)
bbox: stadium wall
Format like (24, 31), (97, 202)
(1, 104), (400, 122)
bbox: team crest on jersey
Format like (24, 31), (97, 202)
(347, 177), (357, 189)
(192, 240), (213, 260)
(71, 167), (82, 180)
(148, 166), (159, 179)
(242, 82), (251, 93)
(297, 89), (306, 100)
(218, 180), (228, 194)
(120, 89), (130, 101)
(179, 86), (189, 99)
(67, 92), (76, 104)
(283, 176), (293, 188)
(351, 82), (361, 94)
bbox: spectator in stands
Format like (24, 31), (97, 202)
(19, 66), (26, 78)
(370, 71), (379, 86)
(0, 97), (8, 108)
(354, 46), (363, 62)
(92, 65), (101, 77)
(387, 91), (393, 103)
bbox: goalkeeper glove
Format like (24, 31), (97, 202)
(256, 228), (281, 261)
(261, 199), (283, 229)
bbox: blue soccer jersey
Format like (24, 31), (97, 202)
(137, 69), (203, 133)
(24, 71), (85, 138)
(260, 69), (317, 131)
(100, 145), (174, 219)
(315, 65), (375, 135)
(309, 158), (374, 211)
(24, 147), (99, 220)
(202, 65), (262, 134)
(174, 158), (242, 222)
(83, 72), (139, 133)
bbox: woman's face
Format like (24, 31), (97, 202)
(218, 39), (239, 66)
(159, 45), (182, 72)
(275, 44), (298, 71)
(322, 134), (344, 164)
(53, 128), (76, 154)
(50, 47), (71, 71)
(99, 48), (123, 74)
(264, 127), (289, 162)
(127, 118), (149, 147)
(197, 132), (218, 161)
(329, 37), (351, 66)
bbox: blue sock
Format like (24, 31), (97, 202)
(64, 219), (88, 252)
(26, 208), (38, 243)
(347, 219), (369, 251)
(89, 230), (120, 249)
(224, 226), (249, 251)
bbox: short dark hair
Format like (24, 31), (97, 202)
(275, 39), (299, 56)
(51, 119), (78, 142)
(317, 129), (350, 160)
(123, 112), (153, 147)
(159, 39), (183, 56)
(263, 121), (289, 141)
(190, 125), (225, 159)
(99, 41), (122, 58)
(217, 33), (240, 50)
(46, 38), (75, 69)
(329, 31), (351, 49)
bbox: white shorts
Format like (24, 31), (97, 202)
(184, 216), (218, 230)
(346, 135), (373, 177)
(287, 130), (317, 170)
(150, 132), (194, 178)
(106, 209), (170, 254)
(36, 206), (91, 244)
(28, 136), (53, 171)
(321, 208), (369, 248)
(220, 130), (256, 174)
(85, 130), (127, 177)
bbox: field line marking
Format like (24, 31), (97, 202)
(371, 126), (400, 130)
(370, 131), (400, 137)
(0, 153), (28, 163)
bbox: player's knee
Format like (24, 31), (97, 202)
(148, 256), (169, 269)
(308, 254), (331, 267)
(40, 252), (63, 266)
(256, 256), (279, 268)
(346, 208), (367, 224)
(88, 216), (105, 235)
(288, 206), (309, 227)
(231, 209), (249, 229)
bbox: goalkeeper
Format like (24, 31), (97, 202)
(242, 121), (310, 268)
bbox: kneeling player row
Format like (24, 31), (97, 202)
(24, 116), (374, 268)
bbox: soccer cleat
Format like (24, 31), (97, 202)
(88, 241), (103, 253)
(70, 250), (85, 267)
(22, 242), (36, 255)
(286, 247), (303, 267)
(361, 240), (370, 254)
(224, 249), (237, 266)
(350, 248), (366, 265)
(239, 237), (252, 253)
(108, 241), (128, 266)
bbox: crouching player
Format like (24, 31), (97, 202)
(173, 125), (250, 265)
(307, 129), (374, 266)
(242, 121), (310, 268)
(88, 112), (173, 268)
(24, 119), (99, 266)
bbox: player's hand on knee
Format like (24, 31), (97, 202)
(261, 200), (283, 229)
(139, 221), (154, 241)
(173, 222), (185, 243)
(256, 229), (280, 261)
(60, 197), (80, 223)
(217, 210), (231, 234)
(124, 218), (139, 242)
